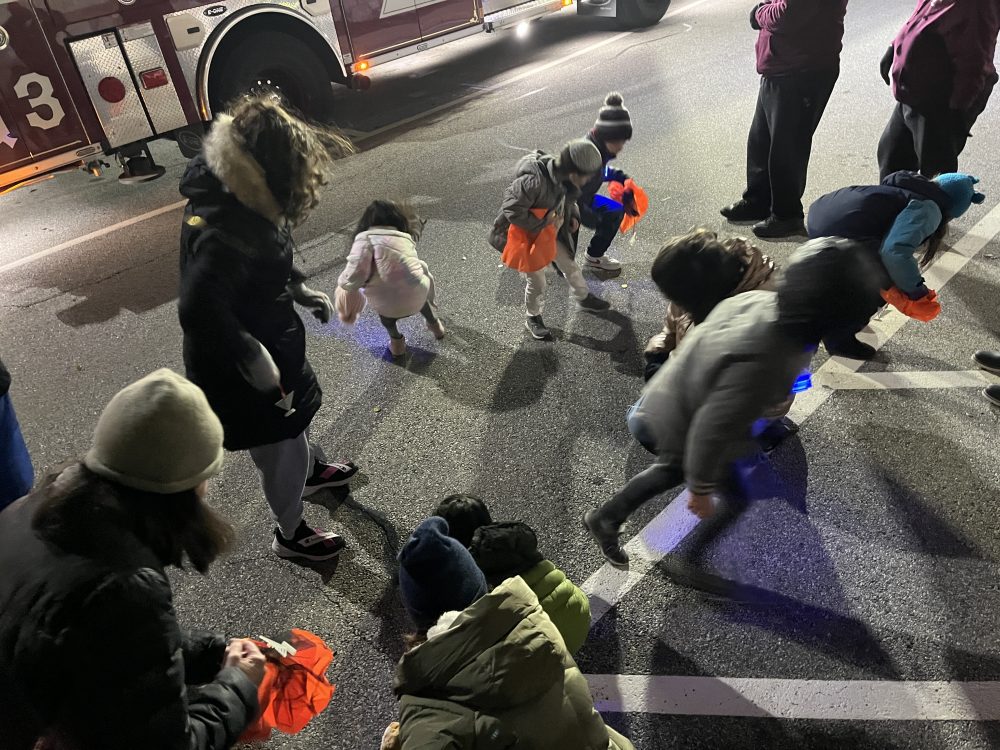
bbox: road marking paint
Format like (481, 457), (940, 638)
(511, 87), (548, 101)
(581, 200), (1000, 623)
(0, 199), (186, 277)
(585, 675), (1000, 720)
(816, 369), (997, 390)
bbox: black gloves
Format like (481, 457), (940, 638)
(880, 45), (893, 86)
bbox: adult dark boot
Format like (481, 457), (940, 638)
(973, 350), (1000, 375)
(824, 334), (877, 360)
(583, 509), (629, 568)
(752, 215), (807, 239)
(720, 199), (769, 222)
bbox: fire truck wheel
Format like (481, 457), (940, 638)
(615, 0), (670, 27)
(208, 30), (335, 122)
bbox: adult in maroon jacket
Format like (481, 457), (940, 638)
(877, 0), (1000, 179)
(721, 1), (849, 240)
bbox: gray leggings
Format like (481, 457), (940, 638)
(379, 301), (438, 339)
(248, 431), (324, 537)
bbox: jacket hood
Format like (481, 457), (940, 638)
(881, 170), (952, 216)
(515, 150), (559, 184)
(469, 522), (545, 587)
(777, 238), (883, 344)
(731, 243), (778, 295)
(182, 114), (284, 225)
(394, 577), (564, 710)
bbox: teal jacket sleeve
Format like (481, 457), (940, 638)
(879, 199), (942, 296)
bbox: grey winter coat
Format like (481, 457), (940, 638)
(632, 291), (811, 494)
(489, 151), (581, 254)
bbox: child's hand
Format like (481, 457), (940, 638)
(687, 492), (716, 520)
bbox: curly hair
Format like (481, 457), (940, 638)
(229, 95), (355, 226)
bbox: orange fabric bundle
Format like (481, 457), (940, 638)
(239, 629), (336, 742)
(607, 179), (649, 233)
(502, 208), (557, 273)
(881, 287), (941, 322)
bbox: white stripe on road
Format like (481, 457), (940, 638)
(0, 199), (187, 276)
(581, 200), (1000, 624)
(817, 368), (997, 390)
(586, 675), (1000, 721)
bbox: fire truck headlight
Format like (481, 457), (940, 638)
(516, 21), (531, 38)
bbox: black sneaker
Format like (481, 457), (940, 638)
(752, 215), (807, 239)
(583, 509), (629, 568)
(272, 521), (346, 561)
(302, 460), (358, 496)
(824, 334), (876, 360)
(525, 315), (551, 340)
(973, 350), (1000, 375)
(984, 384), (1000, 407)
(720, 199), (769, 222)
(578, 294), (611, 312)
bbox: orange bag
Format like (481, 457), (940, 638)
(239, 629), (336, 742)
(607, 179), (649, 234)
(502, 208), (558, 273)
(881, 287), (941, 323)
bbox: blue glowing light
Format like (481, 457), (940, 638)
(791, 371), (813, 394)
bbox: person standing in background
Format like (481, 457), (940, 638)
(0, 355), (33, 512)
(877, 0), (1000, 180)
(721, 0), (850, 240)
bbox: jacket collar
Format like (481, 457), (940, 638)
(202, 114), (285, 226)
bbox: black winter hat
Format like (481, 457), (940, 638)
(469, 522), (545, 587)
(777, 238), (885, 345)
(594, 92), (633, 142)
(398, 517), (488, 630)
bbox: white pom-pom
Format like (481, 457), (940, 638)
(604, 92), (624, 107)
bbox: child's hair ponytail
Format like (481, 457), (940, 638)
(354, 199), (424, 241)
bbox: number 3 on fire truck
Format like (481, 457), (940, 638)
(13, 73), (65, 130)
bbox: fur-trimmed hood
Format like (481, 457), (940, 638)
(195, 114), (284, 225)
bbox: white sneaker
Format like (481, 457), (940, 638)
(585, 255), (622, 271)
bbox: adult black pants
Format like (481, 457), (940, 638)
(579, 198), (625, 258)
(744, 70), (839, 220)
(877, 102), (972, 180)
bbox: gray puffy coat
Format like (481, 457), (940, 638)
(633, 291), (811, 494)
(489, 151), (581, 254)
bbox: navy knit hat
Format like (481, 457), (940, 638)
(593, 92), (633, 142)
(398, 517), (488, 631)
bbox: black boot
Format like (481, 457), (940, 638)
(583, 510), (629, 568)
(824, 334), (876, 360)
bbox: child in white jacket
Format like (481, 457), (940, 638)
(337, 200), (444, 358)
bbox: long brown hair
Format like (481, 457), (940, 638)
(32, 464), (234, 574)
(919, 221), (950, 269)
(231, 95), (355, 227)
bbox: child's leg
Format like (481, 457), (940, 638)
(417, 301), (439, 324)
(523, 268), (547, 317)
(552, 244), (590, 302)
(379, 315), (404, 339)
(598, 463), (685, 528)
(247, 430), (311, 538)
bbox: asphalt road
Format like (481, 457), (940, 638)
(3, 0), (1000, 748)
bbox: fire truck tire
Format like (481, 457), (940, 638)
(208, 30), (335, 122)
(615, 0), (670, 27)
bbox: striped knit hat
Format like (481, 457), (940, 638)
(593, 92), (633, 141)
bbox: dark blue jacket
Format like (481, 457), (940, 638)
(807, 172), (950, 295)
(578, 132), (628, 208)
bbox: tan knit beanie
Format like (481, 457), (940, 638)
(84, 369), (225, 494)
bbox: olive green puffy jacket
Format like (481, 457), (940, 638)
(519, 561), (591, 655)
(393, 577), (633, 750)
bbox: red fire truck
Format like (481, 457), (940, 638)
(0, 0), (670, 193)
